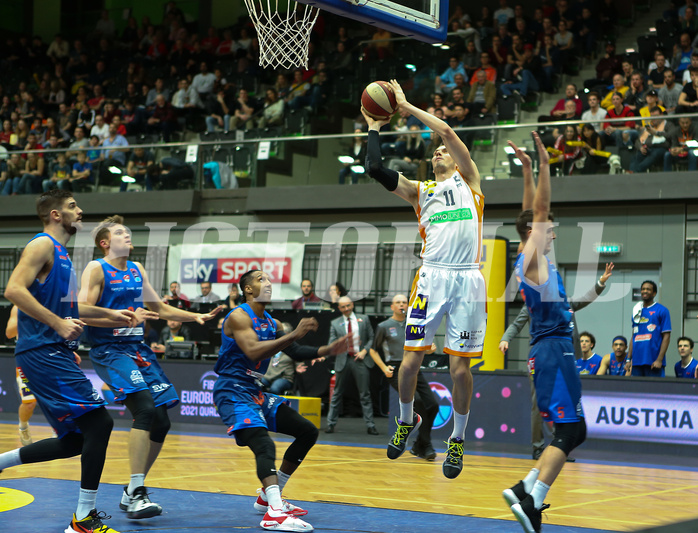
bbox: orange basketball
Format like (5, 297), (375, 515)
(361, 81), (398, 120)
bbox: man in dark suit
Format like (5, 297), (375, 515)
(325, 296), (378, 435)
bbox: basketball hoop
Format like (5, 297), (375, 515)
(244, 0), (319, 70)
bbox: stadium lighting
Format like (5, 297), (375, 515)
(108, 166), (122, 174)
(121, 175), (136, 183)
(338, 156), (354, 164)
(350, 165), (365, 173)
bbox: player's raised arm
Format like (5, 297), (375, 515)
(521, 132), (552, 285)
(508, 140), (535, 210)
(362, 108), (419, 209)
(388, 79), (481, 193)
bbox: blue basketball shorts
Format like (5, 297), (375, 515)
(90, 342), (179, 408)
(15, 344), (107, 438)
(214, 381), (283, 445)
(529, 337), (584, 423)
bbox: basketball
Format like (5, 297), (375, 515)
(361, 81), (398, 120)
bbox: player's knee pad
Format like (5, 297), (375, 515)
(284, 420), (318, 465)
(243, 428), (277, 481)
(124, 390), (156, 432)
(550, 419), (586, 456)
(149, 405), (171, 444)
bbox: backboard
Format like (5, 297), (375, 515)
(296, 0), (448, 44)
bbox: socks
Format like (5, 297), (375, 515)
(531, 479), (550, 509)
(127, 473), (146, 495)
(523, 468), (539, 494)
(399, 400), (414, 423)
(265, 484), (283, 510)
(76, 488), (98, 521)
(0, 449), (22, 470)
(277, 470), (290, 493)
(450, 411), (470, 441)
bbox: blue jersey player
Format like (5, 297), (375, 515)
(0, 190), (135, 533)
(674, 337), (697, 378)
(502, 133), (587, 533)
(598, 336), (631, 376)
(576, 332), (602, 375)
(214, 269), (347, 532)
(79, 215), (221, 520)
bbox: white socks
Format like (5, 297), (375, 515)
(399, 400), (414, 423)
(450, 411), (470, 440)
(0, 449), (22, 470)
(523, 468), (539, 493)
(265, 484), (283, 509)
(76, 488), (98, 521)
(531, 479), (550, 509)
(277, 470), (290, 493)
(127, 473), (146, 495)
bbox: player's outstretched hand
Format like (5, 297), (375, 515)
(135, 307), (159, 325)
(507, 140), (532, 169)
(56, 317), (86, 341)
(361, 106), (391, 128)
(532, 131), (549, 165)
(113, 309), (137, 327)
(295, 317), (319, 338)
(601, 262), (614, 284)
(388, 79), (407, 109)
(326, 333), (350, 355)
(196, 305), (224, 324)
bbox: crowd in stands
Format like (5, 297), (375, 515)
(1, 1), (697, 193)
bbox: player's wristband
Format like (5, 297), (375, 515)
(366, 130), (399, 191)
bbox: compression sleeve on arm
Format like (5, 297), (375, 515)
(366, 130), (399, 191)
(283, 342), (320, 361)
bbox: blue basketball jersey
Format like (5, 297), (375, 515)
(608, 354), (629, 376)
(631, 302), (671, 367)
(84, 259), (144, 346)
(214, 304), (277, 395)
(515, 253), (574, 345)
(16, 233), (80, 355)
(675, 358), (698, 378)
(576, 353), (603, 375)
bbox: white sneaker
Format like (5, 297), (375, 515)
(119, 486), (162, 519)
(254, 488), (308, 516)
(18, 426), (32, 446)
(261, 507), (313, 532)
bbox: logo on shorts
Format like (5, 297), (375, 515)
(460, 331), (470, 340)
(152, 383), (170, 393)
(130, 370), (145, 384)
(410, 294), (428, 320)
(406, 325), (425, 341)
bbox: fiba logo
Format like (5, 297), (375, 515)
(430, 382), (453, 429)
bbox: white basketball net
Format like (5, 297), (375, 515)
(244, 0), (319, 70)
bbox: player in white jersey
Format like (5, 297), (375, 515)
(364, 80), (487, 479)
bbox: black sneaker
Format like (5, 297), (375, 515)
(411, 442), (437, 461)
(511, 494), (550, 533)
(442, 437), (464, 479)
(502, 480), (527, 506)
(387, 414), (422, 460)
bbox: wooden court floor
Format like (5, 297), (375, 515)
(2, 422), (698, 532)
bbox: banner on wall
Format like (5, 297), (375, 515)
(475, 237), (508, 371)
(167, 243), (305, 301)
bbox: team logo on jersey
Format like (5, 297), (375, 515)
(647, 324), (657, 332)
(410, 294), (428, 320)
(260, 322), (268, 331)
(107, 270), (117, 277)
(424, 181), (437, 198)
(130, 268), (142, 282)
(405, 324), (425, 341)
(123, 274), (130, 282)
(429, 208), (473, 224)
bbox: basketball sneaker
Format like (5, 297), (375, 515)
(502, 480), (528, 507)
(511, 494), (550, 533)
(254, 487), (308, 516)
(261, 507), (313, 531)
(387, 414), (422, 460)
(119, 486), (162, 519)
(18, 425), (32, 446)
(410, 442), (437, 461)
(442, 437), (464, 479)
(65, 509), (120, 533)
